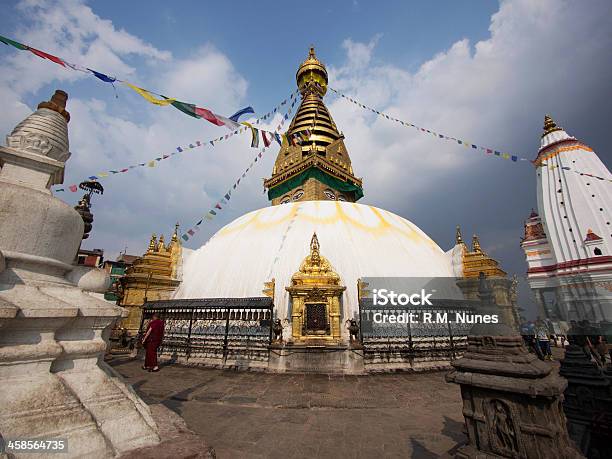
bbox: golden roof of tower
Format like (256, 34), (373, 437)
(296, 47), (328, 94)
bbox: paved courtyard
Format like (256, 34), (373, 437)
(109, 357), (468, 458)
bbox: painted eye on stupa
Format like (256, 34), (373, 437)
(293, 190), (304, 201)
(281, 197), (291, 204)
(324, 190), (336, 200)
(337, 195), (346, 202)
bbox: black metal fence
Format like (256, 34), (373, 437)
(358, 298), (479, 363)
(141, 297), (273, 364)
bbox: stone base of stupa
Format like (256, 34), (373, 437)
(268, 342), (366, 374)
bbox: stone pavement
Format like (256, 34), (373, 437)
(109, 357), (468, 458)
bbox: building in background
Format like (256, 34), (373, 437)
(521, 116), (612, 330)
(102, 252), (138, 302)
(115, 226), (182, 336)
(76, 247), (104, 267)
(454, 227), (520, 329)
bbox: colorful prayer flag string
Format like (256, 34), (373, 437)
(180, 146), (268, 242)
(328, 87), (612, 183)
(179, 109), (293, 241)
(52, 93), (294, 192)
(0, 33), (257, 129)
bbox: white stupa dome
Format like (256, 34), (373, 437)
(175, 201), (458, 322)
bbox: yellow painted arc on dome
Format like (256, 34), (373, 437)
(216, 203), (434, 245)
(217, 202), (300, 235)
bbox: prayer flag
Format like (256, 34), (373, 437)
(87, 69), (116, 83)
(123, 82), (175, 105)
(28, 47), (65, 67)
(0, 34), (28, 50)
(262, 131), (272, 147)
(172, 100), (199, 119)
(229, 106), (255, 122)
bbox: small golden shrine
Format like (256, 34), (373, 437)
(286, 233), (345, 343)
(455, 225), (507, 278)
(117, 224), (182, 334)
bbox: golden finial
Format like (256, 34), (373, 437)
(148, 234), (157, 252)
(472, 234), (482, 253)
(297, 46), (327, 96)
(172, 222), (179, 243)
(158, 234), (166, 252)
(455, 225), (464, 245)
(542, 114), (562, 138)
(310, 232), (321, 265)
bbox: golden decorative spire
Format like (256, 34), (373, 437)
(542, 114), (562, 138)
(472, 234), (482, 253)
(310, 232), (321, 265)
(171, 222), (179, 243)
(147, 234), (157, 252)
(455, 225), (464, 245)
(264, 48), (363, 205)
(158, 234), (166, 252)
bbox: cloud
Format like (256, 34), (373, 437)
(0, 0), (261, 260)
(327, 0), (612, 282)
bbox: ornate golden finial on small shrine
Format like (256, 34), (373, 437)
(158, 234), (166, 252)
(263, 278), (275, 302)
(472, 234), (482, 253)
(542, 114), (562, 138)
(172, 222), (180, 243)
(148, 234), (157, 252)
(455, 225), (464, 245)
(309, 46), (316, 59)
(310, 232), (321, 265)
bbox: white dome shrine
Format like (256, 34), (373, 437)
(174, 201), (459, 322)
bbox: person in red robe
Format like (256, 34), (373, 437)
(142, 313), (164, 372)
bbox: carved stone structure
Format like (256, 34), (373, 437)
(286, 233), (345, 343)
(446, 277), (581, 458)
(0, 91), (160, 457)
(559, 324), (612, 458)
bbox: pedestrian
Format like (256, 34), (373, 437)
(142, 313), (164, 372)
(594, 336), (608, 367)
(535, 319), (552, 360)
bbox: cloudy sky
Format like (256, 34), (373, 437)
(1, 0), (610, 317)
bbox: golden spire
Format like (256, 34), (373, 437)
(264, 48), (363, 205)
(472, 234), (482, 253)
(296, 46), (328, 96)
(147, 234), (157, 252)
(158, 234), (166, 252)
(171, 222), (179, 243)
(310, 232), (321, 265)
(455, 225), (464, 245)
(542, 114), (562, 138)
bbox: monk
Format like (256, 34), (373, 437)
(142, 313), (164, 372)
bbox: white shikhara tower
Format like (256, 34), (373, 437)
(521, 116), (612, 323)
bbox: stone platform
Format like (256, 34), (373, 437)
(109, 355), (468, 458)
(268, 343), (365, 374)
